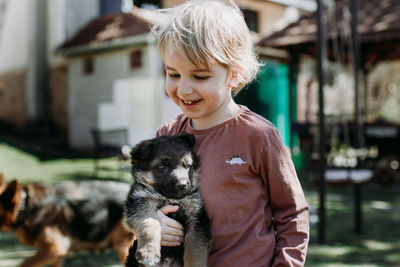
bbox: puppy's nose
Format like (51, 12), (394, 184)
(175, 181), (188, 190)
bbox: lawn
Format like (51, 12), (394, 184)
(1, 132), (399, 266)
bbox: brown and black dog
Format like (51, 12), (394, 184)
(125, 134), (211, 267)
(0, 175), (134, 267)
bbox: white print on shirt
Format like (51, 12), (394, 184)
(226, 156), (247, 165)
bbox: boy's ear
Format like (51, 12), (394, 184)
(227, 65), (244, 89)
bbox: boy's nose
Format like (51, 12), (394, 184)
(177, 80), (194, 96)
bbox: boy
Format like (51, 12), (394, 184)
(153, 0), (309, 266)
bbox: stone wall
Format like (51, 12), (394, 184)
(0, 65), (68, 136)
(49, 64), (68, 136)
(0, 70), (26, 127)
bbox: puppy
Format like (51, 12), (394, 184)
(0, 178), (135, 267)
(125, 133), (211, 267)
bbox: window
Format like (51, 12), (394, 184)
(83, 57), (94, 75)
(242, 9), (259, 33)
(130, 50), (142, 69)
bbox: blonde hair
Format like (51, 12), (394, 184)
(152, 0), (260, 94)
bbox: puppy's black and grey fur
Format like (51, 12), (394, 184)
(125, 134), (211, 267)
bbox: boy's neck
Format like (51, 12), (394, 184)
(191, 100), (240, 130)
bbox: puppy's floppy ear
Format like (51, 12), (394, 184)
(0, 173), (6, 194)
(130, 140), (153, 165)
(178, 133), (196, 148)
(0, 180), (18, 204)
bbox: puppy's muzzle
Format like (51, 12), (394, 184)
(175, 180), (189, 190)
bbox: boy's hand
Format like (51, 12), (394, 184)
(157, 205), (185, 246)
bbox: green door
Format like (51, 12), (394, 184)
(235, 59), (290, 147)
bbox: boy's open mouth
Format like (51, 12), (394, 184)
(182, 99), (201, 106)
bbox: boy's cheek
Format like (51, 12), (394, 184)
(165, 78), (176, 89)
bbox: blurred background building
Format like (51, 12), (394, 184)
(0, 0), (398, 178)
(0, 0), (315, 149)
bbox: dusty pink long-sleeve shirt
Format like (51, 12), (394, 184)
(157, 106), (309, 266)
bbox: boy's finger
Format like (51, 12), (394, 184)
(157, 209), (184, 230)
(160, 205), (179, 214)
(162, 226), (185, 237)
(162, 233), (184, 243)
(161, 241), (182, 247)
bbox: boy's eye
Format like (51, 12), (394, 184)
(167, 73), (180, 79)
(194, 75), (209, 80)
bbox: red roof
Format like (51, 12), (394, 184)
(258, 0), (400, 48)
(61, 8), (155, 49)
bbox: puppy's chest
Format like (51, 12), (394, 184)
(158, 197), (199, 227)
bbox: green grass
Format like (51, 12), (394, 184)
(0, 133), (129, 266)
(302, 176), (400, 267)
(1, 133), (400, 266)
(0, 133), (131, 183)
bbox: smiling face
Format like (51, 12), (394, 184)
(164, 51), (239, 130)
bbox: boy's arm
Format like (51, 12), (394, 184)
(262, 129), (310, 266)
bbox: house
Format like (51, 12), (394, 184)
(0, 0), (315, 149)
(258, 0), (400, 125)
(257, 0), (400, 163)
(0, 0), (129, 138)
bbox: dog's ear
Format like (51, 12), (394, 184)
(178, 133), (196, 148)
(0, 180), (19, 204)
(0, 173), (6, 195)
(130, 140), (153, 166)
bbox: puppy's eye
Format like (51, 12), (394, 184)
(158, 164), (167, 170)
(182, 163), (191, 169)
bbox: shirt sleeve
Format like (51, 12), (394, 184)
(156, 114), (184, 137)
(261, 128), (310, 266)
(156, 127), (166, 137)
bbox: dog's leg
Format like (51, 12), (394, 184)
(109, 220), (135, 263)
(20, 226), (69, 267)
(183, 206), (211, 267)
(183, 230), (209, 267)
(19, 250), (64, 267)
(125, 196), (163, 266)
(132, 217), (162, 266)
(49, 258), (64, 267)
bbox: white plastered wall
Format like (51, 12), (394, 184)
(0, 0), (28, 73)
(68, 43), (171, 149)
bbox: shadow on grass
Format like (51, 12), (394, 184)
(307, 199), (400, 266)
(54, 171), (131, 183)
(0, 232), (122, 267)
(0, 131), (93, 161)
(0, 231), (30, 251)
(64, 250), (122, 267)
(308, 246), (400, 266)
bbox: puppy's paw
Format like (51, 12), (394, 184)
(136, 247), (161, 267)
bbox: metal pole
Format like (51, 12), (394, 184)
(288, 50), (296, 152)
(354, 183), (362, 234)
(317, 0), (326, 244)
(352, 0), (363, 148)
